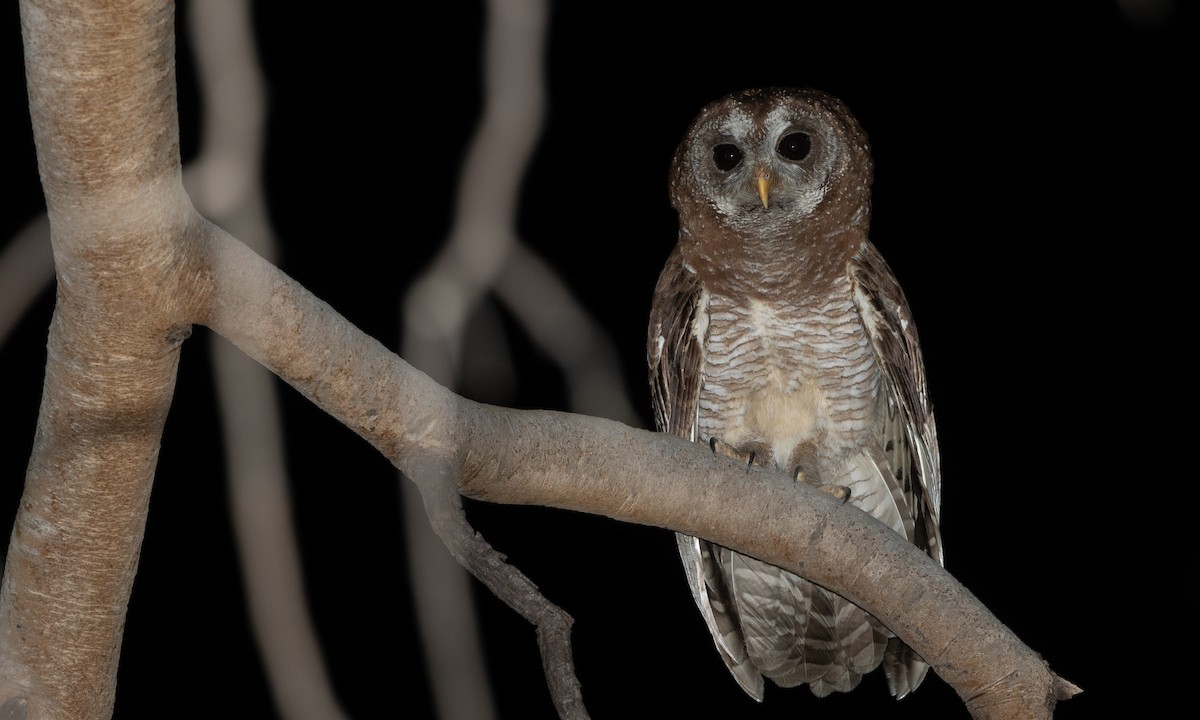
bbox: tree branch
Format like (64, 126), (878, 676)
(205, 227), (1080, 717)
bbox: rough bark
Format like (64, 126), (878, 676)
(2, 1), (193, 717)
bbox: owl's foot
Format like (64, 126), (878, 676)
(791, 465), (852, 504)
(817, 483), (852, 504)
(709, 437), (772, 473)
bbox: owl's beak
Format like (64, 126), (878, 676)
(755, 170), (771, 209)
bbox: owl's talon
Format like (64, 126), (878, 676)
(790, 465), (850, 503)
(819, 484), (852, 504)
(708, 437), (769, 471)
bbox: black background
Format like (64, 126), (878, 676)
(2, 1), (1196, 718)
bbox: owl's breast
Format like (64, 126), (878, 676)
(696, 289), (878, 473)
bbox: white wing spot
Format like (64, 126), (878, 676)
(692, 288), (711, 342)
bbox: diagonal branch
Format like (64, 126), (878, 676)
(206, 224), (1081, 719)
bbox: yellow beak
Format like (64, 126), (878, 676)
(756, 172), (771, 208)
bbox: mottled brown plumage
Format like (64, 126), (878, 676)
(648, 87), (942, 700)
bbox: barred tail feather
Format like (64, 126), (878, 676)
(883, 637), (930, 699)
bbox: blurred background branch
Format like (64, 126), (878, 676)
(182, 1), (347, 719)
(399, 1), (639, 718)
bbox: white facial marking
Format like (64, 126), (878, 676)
(719, 108), (754, 141)
(764, 104), (794, 146)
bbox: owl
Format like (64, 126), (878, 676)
(647, 87), (943, 700)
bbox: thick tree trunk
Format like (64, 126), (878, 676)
(1, 2), (191, 717)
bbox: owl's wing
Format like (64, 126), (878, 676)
(849, 239), (943, 698)
(647, 244), (765, 700)
(647, 244), (703, 442)
(849, 240), (942, 561)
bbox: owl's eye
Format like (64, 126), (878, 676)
(712, 144), (743, 171)
(777, 132), (812, 161)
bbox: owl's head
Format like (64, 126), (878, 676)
(669, 87), (873, 235)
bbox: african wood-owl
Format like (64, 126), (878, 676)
(647, 87), (943, 700)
